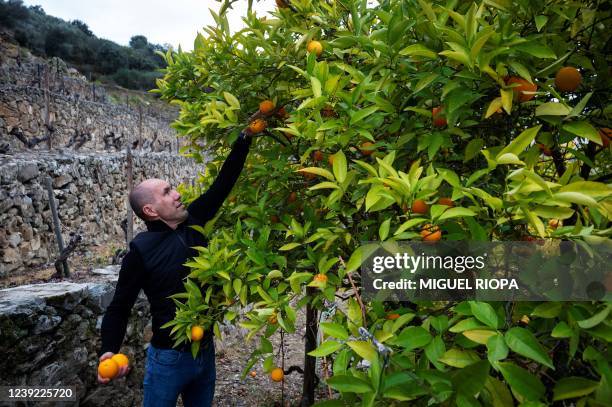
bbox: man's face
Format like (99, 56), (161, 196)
(141, 179), (188, 225)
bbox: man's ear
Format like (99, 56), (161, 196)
(142, 204), (157, 219)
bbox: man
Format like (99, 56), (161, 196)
(97, 131), (252, 407)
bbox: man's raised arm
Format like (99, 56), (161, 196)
(187, 133), (252, 223)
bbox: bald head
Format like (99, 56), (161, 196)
(129, 179), (158, 221)
(128, 178), (188, 228)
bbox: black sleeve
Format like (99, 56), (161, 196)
(187, 133), (251, 224)
(99, 246), (145, 356)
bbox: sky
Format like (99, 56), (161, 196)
(22, 0), (276, 51)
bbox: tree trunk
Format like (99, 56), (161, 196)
(301, 287), (318, 406)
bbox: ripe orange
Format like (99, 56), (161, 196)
(321, 106), (336, 118)
(438, 197), (454, 207)
(432, 106), (447, 128)
(248, 119), (267, 134)
(302, 171), (316, 181)
(288, 191), (297, 203)
(360, 141), (375, 156)
(307, 40), (323, 57)
(411, 199), (429, 214)
(283, 131), (294, 141)
(250, 370), (257, 378)
(599, 128), (611, 148)
(271, 367), (284, 382)
(98, 359), (119, 380)
(555, 67), (582, 92)
(111, 353), (129, 368)
(191, 325), (204, 342)
(386, 313), (401, 320)
(270, 214), (280, 223)
(328, 154), (335, 166)
(313, 150), (324, 162)
(548, 219), (560, 229)
(420, 224), (441, 241)
(537, 143), (553, 156)
(268, 314), (278, 324)
(313, 273), (328, 283)
(259, 100), (276, 115)
(506, 76), (537, 102)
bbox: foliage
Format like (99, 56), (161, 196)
(0, 0), (167, 90)
(157, 0), (612, 405)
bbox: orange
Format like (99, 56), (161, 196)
(250, 370), (257, 378)
(248, 119), (267, 134)
(191, 325), (204, 341)
(321, 106), (336, 118)
(313, 273), (328, 283)
(283, 131), (294, 141)
(98, 359), (119, 380)
(268, 314), (278, 324)
(312, 150), (324, 162)
(432, 106), (447, 128)
(302, 171), (316, 180)
(271, 367), (284, 382)
(599, 128), (611, 148)
(506, 76), (537, 102)
(537, 143), (552, 156)
(111, 353), (129, 368)
(420, 224), (441, 241)
(259, 100), (275, 115)
(411, 199), (428, 214)
(270, 214), (280, 223)
(360, 142), (375, 156)
(288, 191), (297, 203)
(386, 313), (401, 320)
(307, 40), (323, 57)
(548, 219), (560, 229)
(438, 197), (454, 207)
(555, 67), (582, 92)
(276, 0), (289, 8)
(328, 154), (335, 166)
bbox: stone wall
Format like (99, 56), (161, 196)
(0, 30), (181, 154)
(0, 266), (150, 406)
(0, 150), (200, 278)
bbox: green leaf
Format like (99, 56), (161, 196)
(438, 348), (480, 368)
(563, 121), (603, 144)
(347, 341), (377, 362)
(400, 44), (438, 59)
(497, 125), (541, 158)
(452, 360), (490, 396)
(553, 377), (599, 401)
(395, 326), (432, 350)
(320, 322), (349, 340)
(332, 150), (347, 183)
(509, 61), (533, 83)
(326, 375), (374, 394)
(298, 167), (335, 181)
(577, 304), (611, 329)
(551, 321), (572, 338)
(279, 242), (301, 251)
(450, 317), (486, 332)
(534, 15), (548, 31)
(437, 207), (477, 221)
(505, 327), (554, 369)
(553, 191), (598, 207)
(350, 105), (379, 125)
(514, 42), (556, 58)
(558, 181), (612, 197)
(413, 73), (439, 94)
(379, 218), (391, 241)
(465, 139), (485, 161)
(311, 76), (322, 98)
(498, 362), (545, 401)
(463, 329), (498, 344)
(483, 376), (514, 407)
(469, 301), (499, 329)
(536, 102), (570, 116)
(223, 92), (240, 109)
(308, 340), (344, 357)
(486, 334), (508, 363)
(345, 244), (379, 273)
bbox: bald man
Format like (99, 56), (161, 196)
(97, 131), (252, 407)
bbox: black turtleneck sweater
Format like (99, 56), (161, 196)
(99, 135), (251, 355)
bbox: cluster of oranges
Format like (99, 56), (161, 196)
(97, 353), (129, 380)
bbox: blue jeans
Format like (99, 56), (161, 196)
(143, 340), (216, 407)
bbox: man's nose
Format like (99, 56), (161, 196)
(172, 190), (181, 200)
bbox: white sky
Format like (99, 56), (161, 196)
(22, 0), (275, 50)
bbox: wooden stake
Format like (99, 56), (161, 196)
(126, 146), (134, 244)
(301, 286), (318, 406)
(44, 177), (69, 276)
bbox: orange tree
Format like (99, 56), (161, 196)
(154, 0), (611, 405)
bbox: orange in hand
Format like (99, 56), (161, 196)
(98, 359), (119, 380)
